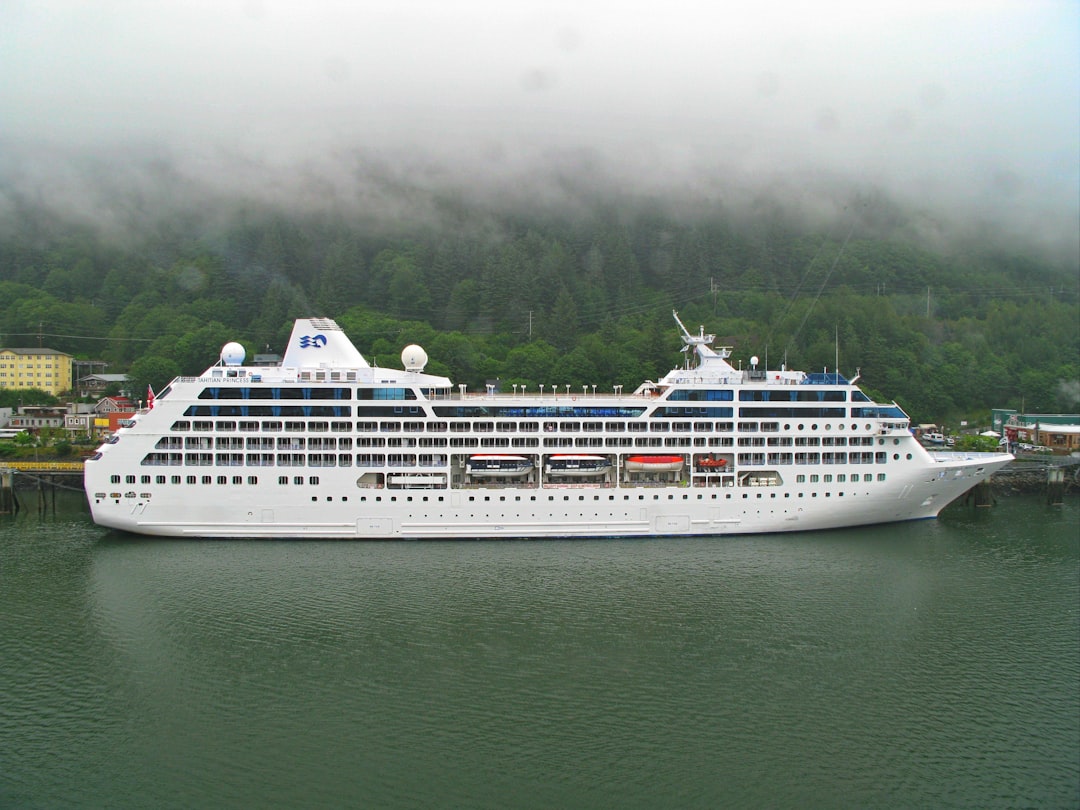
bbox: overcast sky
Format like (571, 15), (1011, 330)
(1, 0), (1077, 260)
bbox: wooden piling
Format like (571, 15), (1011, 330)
(965, 479), (996, 508)
(1, 469), (13, 515)
(1047, 467), (1065, 506)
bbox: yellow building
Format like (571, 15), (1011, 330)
(0, 347), (74, 396)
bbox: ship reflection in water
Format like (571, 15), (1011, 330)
(36, 498), (1068, 809)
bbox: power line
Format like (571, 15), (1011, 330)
(2, 332), (156, 343)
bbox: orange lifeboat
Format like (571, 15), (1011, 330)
(694, 454), (728, 470)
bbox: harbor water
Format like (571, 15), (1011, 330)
(2, 492), (1078, 809)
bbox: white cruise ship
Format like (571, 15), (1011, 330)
(85, 313), (1012, 538)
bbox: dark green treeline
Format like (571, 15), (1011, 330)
(0, 200), (1076, 425)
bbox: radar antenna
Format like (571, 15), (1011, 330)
(672, 310), (732, 363)
(672, 310), (715, 348)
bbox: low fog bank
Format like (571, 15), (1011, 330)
(0, 137), (1075, 270)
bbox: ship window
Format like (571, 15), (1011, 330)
(248, 476), (258, 485)
(309, 476), (319, 485)
(110, 475), (121, 484)
(140, 475), (150, 484)
(263, 421), (283, 431)
(877, 473), (886, 481)
(171, 476), (181, 484)
(285, 421), (304, 432)
(217, 476), (227, 485)
(239, 421), (259, 432)
(171, 421), (190, 431)
(156, 476), (165, 484)
(216, 421), (236, 431)
(202, 476), (212, 485)
(193, 421), (213, 432)
(279, 476), (288, 485)
(294, 476), (304, 485)
(187, 476), (196, 484)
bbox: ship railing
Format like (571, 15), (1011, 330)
(541, 482), (617, 489)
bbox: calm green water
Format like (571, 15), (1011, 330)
(1, 492), (1077, 809)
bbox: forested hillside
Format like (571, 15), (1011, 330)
(0, 198), (1076, 426)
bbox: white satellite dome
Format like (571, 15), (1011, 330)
(220, 342), (246, 366)
(401, 344), (428, 372)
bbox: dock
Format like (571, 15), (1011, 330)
(0, 461), (85, 515)
(989, 457), (1079, 505)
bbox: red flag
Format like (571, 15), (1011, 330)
(147, 384), (155, 409)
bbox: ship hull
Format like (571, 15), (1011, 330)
(87, 451), (1008, 539)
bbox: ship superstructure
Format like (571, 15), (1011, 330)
(85, 314), (1011, 538)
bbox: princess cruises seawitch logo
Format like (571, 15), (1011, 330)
(298, 334), (328, 349)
